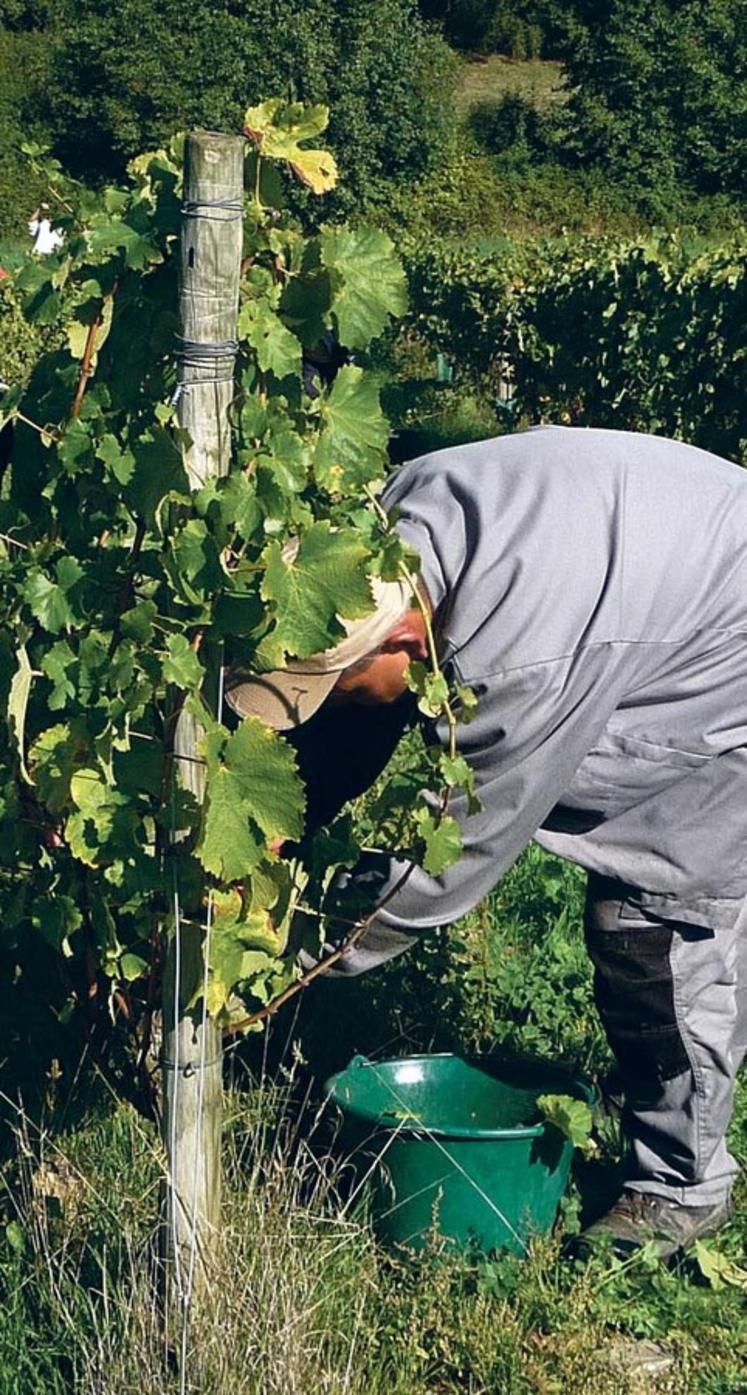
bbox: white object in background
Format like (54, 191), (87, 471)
(28, 215), (64, 255)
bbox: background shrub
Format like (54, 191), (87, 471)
(468, 92), (553, 161)
(37, 0), (457, 213)
(395, 235), (747, 464)
(556, 0), (747, 200)
(0, 27), (54, 242)
(419, 0), (578, 57)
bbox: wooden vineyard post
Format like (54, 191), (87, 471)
(162, 130), (244, 1308)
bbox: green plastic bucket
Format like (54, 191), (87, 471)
(324, 1053), (594, 1255)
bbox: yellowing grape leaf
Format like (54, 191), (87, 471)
(693, 1241), (747, 1291)
(8, 644), (34, 783)
(243, 99), (338, 194)
(206, 917), (277, 1017)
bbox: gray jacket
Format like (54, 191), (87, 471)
(321, 426), (747, 974)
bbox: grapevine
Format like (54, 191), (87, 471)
(0, 102), (479, 1101)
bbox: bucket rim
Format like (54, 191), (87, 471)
(323, 1052), (597, 1141)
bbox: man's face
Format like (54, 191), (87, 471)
(331, 648), (413, 706)
(327, 606), (429, 708)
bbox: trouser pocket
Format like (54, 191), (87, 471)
(584, 889), (691, 1084)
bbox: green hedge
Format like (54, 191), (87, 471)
(39, 0), (457, 215)
(0, 29), (54, 242)
(399, 235), (747, 463)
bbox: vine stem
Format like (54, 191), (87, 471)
(15, 412), (60, 444)
(363, 483), (458, 764)
(0, 531), (29, 551)
(223, 862), (417, 1037)
(70, 286), (116, 421)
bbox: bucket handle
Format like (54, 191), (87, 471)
(349, 1053), (372, 1070)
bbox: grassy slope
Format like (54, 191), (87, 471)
(383, 53), (745, 243)
(454, 53), (566, 117)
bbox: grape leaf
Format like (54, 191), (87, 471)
(96, 432), (136, 485)
(162, 633), (203, 689)
(24, 557), (84, 634)
(119, 952), (149, 981)
(125, 426), (190, 529)
(196, 765), (265, 883)
(440, 754), (471, 787)
(120, 601), (158, 645)
(259, 521), (373, 662)
(238, 300), (302, 380)
(221, 718), (305, 842)
(278, 239), (330, 349)
(455, 683), (479, 724)
(407, 661), (449, 718)
(29, 722), (91, 813)
(321, 225), (408, 350)
(313, 366), (389, 494)
(414, 809), (463, 876)
(32, 894), (82, 956)
(66, 296), (114, 364)
(57, 421), (95, 476)
(196, 717), (304, 880)
(243, 100), (338, 194)
(41, 639), (77, 711)
(167, 519), (225, 606)
(65, 768), (135, 867)
(85, 216), (162, 271)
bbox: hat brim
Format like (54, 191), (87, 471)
(225, 667), (340, 731)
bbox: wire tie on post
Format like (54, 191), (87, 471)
(175, 336), (239, 361)
(172, 337), (240, 398)
(173, 334), (239, 389)
(181, 197), (244, 223)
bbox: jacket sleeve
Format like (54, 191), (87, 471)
(309, 648), (623, 975)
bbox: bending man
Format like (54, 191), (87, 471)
(227, 424), (747, 1257)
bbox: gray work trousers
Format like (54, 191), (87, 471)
(585, 874), (747, 1207)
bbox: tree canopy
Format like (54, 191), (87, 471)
(38, 0), (457, 212)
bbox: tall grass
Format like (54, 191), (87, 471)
(0, 1049), (745, 1393)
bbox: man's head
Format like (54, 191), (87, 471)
(225, 579), (429, 731)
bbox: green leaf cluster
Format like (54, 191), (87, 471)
(537, 1092), (597, 1155)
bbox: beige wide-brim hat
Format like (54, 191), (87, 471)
(225, 572), (414, 730)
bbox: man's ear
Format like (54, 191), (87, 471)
(380, 608), (429, 661)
